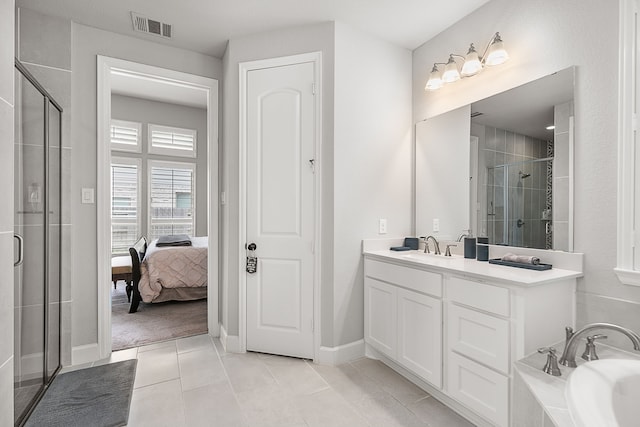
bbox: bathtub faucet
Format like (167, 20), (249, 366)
(559, 323), (640, 367)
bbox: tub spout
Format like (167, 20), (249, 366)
(559, 323), (640, 368)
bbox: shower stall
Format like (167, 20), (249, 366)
(486, 157), (553, 249)
(13, 59), (62, 426)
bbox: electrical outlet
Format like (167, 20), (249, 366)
(433, 218), (440, 232)
(379, 218), (388, 234)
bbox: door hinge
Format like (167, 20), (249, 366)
(310, 241), (314, 254)
(312, 83), (316, 95)
(633, 113), (638, 131)
(310, 318), (314, 332)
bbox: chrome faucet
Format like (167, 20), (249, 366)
(424, 235), (441, 255)
(559, 323), (640, 367)
(456, 232), (470, 242)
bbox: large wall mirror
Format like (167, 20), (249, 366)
(416, 67), (575, 251)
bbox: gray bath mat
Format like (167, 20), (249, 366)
(25, 359), (137, 427)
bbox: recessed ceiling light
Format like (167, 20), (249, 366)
(546, 125), (555, 130)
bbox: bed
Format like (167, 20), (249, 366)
(128, 235), (208, 313)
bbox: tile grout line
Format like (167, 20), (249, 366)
(211, 338), (251, 426)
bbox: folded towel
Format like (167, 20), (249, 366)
(501, 252), (540, 265)
(156, 234), (192, 247)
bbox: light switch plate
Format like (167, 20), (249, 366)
(81, 188), (95, 204)
(433, 218), (440, 232)
(379, 218), (388, 234)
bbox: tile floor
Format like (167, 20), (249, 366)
(69, 334), (475, 427)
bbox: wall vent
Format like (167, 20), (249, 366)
(131, 12), (172, 38)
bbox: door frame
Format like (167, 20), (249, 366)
(238, 52), (322, 358)
(97, 55), (219, 359)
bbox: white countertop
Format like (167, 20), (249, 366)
(364, 249), (583, 287)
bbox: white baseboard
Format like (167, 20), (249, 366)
(72, 343), (100, 366)
(220, 325), (240, 353)
(317, 339), (365, 366)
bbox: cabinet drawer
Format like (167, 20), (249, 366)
(447, 276), (509, 316)
(365, 259), (442, 297)
(447, 303), (510, 373)
(447, 352), (509, 427)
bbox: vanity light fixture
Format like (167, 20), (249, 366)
(425, 32), (509, 91)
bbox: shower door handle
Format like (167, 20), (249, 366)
(14, 234), (24, 267)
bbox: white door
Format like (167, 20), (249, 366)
(246, 61), (315, 359)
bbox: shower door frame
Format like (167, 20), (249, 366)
(14, 58), (63, 427)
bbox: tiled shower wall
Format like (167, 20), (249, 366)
(475, 124), (550, 248)
(16, 7), (72, 367)
(552, 101), (573, 252)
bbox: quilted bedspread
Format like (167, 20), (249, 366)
(139, 236), (208, 303)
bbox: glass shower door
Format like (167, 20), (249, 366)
(14, 60), (62, 426)
(13, 67), (47, 424)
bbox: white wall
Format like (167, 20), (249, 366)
(413, 0), (640, 347)
(333, 22), (412, 345)
(71, 23), (222, 348)
(111, 94), (208, 237)
(0, 0), (15, 423)
(221, 21), (412, 349)
(415, 105), (471, 241)
(221, 22), (336, 341)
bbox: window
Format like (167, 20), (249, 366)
(149, 161), (195, 240)
(111, 158), (141, 254)
(111, 119), (142, 153)
(148, 124), (197, 157)
(616, 0), (640, 285)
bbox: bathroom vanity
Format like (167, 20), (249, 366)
(363, 239), (583, 427)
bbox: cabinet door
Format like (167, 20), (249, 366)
(397, 288), (442, 388)
(364, 278), (397, 358)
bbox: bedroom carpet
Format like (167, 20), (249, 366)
(111, 282), (207, 351)
(25, 359), (137, 427)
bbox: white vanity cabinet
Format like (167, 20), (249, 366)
(363, 249), (581, 427)
(446, 277), (511, 426)
(364, 258), (443, 388)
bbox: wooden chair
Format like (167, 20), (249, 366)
(128, 236), (147, 313)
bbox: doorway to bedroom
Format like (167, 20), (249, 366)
(97, 57), (219, 356)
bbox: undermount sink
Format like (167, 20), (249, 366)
(401, 252), (463, 261)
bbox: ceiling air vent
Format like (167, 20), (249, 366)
(470, 111), (484, 118)
(131, 12), (172, 38)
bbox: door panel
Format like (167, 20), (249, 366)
(246, 61), (315, 358)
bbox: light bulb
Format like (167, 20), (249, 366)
(425, 64), (443, 91)
(485, 33), (509, 66)
(442, 56), (460, 83)
(461, 44), (482, 77)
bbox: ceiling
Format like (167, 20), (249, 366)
(111, 70), (208, 108)
(16, 0), (490, 58)
(471, 67), (575, 141)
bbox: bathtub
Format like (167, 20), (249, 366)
(565, 359), (640, 427)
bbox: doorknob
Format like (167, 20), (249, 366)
(247, 242), (257, 251)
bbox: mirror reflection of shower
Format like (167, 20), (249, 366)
(487, 156), (553, 249)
